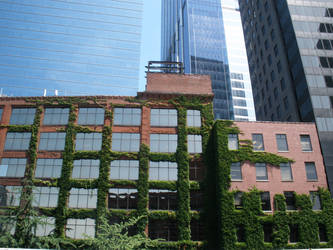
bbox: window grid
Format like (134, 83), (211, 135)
(280, 162), (293, 181)
(66, 218), (95, 239)
(4, 132), (31, 151)
(252, 134), (264, 151)
(35, 159), (62, 178)
(72, 159), (100, 179)
(187, 110), (201, 127)
(113, 108), (141, 126)
(276, 134), (289, 151)
(300, 135), (312, 152)
(149, 161), (178, 181)
(150, 134), (177, 153)
(150, 109), (178, 127)
(112, 132), (140, 152)
(187, 135), (202, 153)
(231, 162), (242, 180)
(43, 108), (69, 125)
(10, 108), (36, 125)
(305, 162), (318, 181)
(108, 188), (138, 209)
(35, 217), (55, 237)
(68, 188), (97, 209)
(0, 158), (26, 178)
(75, 133), (102, 151)
(0, 186), (22, 207)
(228, 134), (239, 150)
(78, 107), (105, 125)
(32, 187), (59, 208)
(256, 163), (268, 181)
(110, 160), (139, 180)
(39, 132), (66, 151)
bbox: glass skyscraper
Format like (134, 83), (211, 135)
(0, 0), (143, 96)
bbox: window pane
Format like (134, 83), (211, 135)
(149, 161), (178, 181)
(187, 110), (201, 127)
(276, 134), (288, 151)
(231, 162), (242, 180)
(0, 158), (27, 178)
(113, 108), (141, 126)
(43, 108), (69, 125)
(310, 191), (321, 210)
(187, 135), (202, 153)
(252, 134), (264, 151)
(150, 109), (178, 127)
(280, 163), (293, 181)
(228, 134), (238, 150)
(300, 135), (312, 151)
(78, 108), (105, 125)
(4, 133), (31, 151)
(256, 163), (268, 180)
(75, 133), (102, 151)
(39, 133), (66, 151)
(150, 134), (178, 153)
(72, 160), (99, 179)
(10, 108), (36, 125)
(305, 162), (318, 181)
(112, 133), (140, 152)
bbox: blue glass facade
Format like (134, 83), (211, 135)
(0, 0), (143, 96)
(161, 0), (233, 119)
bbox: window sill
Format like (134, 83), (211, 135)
(277, 151), (289, 153)
(256, 180), (269, 182)
(231, 180), (243, 182)
(307, 180), (318, 182)
(302, 150), (313, 153)
(281, 180), (293, 182)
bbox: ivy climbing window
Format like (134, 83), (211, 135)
(289, 224), (299, 243)
(4, 132), (31, 151)
(110, 160), (139, 180)
(43, 108), (69, 125)
(0, 186), (21, 206)
(189, 160), (204, 181)
(319, 224), (328, 242)
(300, 135), (312, 152)
(284, 191), (296, 210)
(310, 191), (321, 210)
(75, 133), (102, 151)
(150, 109), (177, 127)
(10, 107), (36, 125)
(280, 162), (293, 181)
(276, 134), (288, 151)
(263, 224), (273, 242)
(39, 132), (66, 151)
(234, 191), (243, 209)
(260, 191), (271, 211)
(32, 187), (59, 207)
(78, 107), (105, 125)
(111, 133), (140, 152)
(150, 134), (177, 153)
(252, 133), (264, 151)
(236, 225), (245, 242)
(256, 163), (268, 180)
(305, 162), (318, 181)
(149, 161), (177, 181)
(228, 134), (238, 150)
(149, 189), (177, 210)
(231, 162), (242, 180)
(35, 217), (55, 237)
(191, 219), (204, 241)
(66, 218), (95, 239)
(108, 188), (138, 209)
(190, 191), (204, 211)
(72, 159), (100, 179)
(0, 158), (26, 177)
(68, 188), (97, 209)
(113, 107), (141, 126)
(187, 110), (201, 127)
(148, 219), (178, 241)
(187, 135), (202, 153)
(35, 158), (62, 178)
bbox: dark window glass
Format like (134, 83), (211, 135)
(231, 81), (244, 89)
(252, 134), (264, 151)
(256, 163), (267, 180)
(231, 162), (242, 180)
(148, 219), (177, 241)
(310, 191), (321, 210)
(274, 45), (279, 56)
(39, 132), (66, 151)
(149, 161), (177, 181)
(191, 219), (204, 241)
(189, 160), (204, 181)
(233, 99), (247, 107)
(305, 162), (318, 181)
(150, 109), (177, 127)
(5, 132), (31, 150)
(43, 108), (69, 125)
(149, 189), (177, 210)
(276, 134), (288, 151)
(261, 192), (271, 211)
(270, 70), (275, 81)
(289, 224), (299, 243)
(232, 90), (246, 98)
(263, 223), (273, 242)
(112, 133), (140, 152)
(113, 108), (141, 126)
(10, 108), (36, 125)
(283, 96), (289, 109)
(324, 76), (333, 87)
(267, 54), (272, 65)
(300, 135), (312, 151)
(273, 88), (278, 99)
(237, 225), (245, 242)
(35, 159), (62, 178)
(280, 78), (286, 91)
(284, 191), (296, 210)
(78, 108), (104, 125)
(150, 134), (177, 153)
(0, 158), (26, 178)
(110, 160), (139, 180)
(234, 108), (248, 116)
(277, 61), (282, 73)
(190, 191), (203, 211)
(72, 159), (99, 179)
(319, 224), (328, 242)
(108, 188), (138, 209)
(75, 133), (102, 151)
(280, 163), (293, 181)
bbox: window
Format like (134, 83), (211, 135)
(284, 191), (296, 210)
(187, 135), (202, 153)
(191, 219), (204, 241)
(108, 188), (138, 209)
(234, 192), (243, 209)
(72, 159), (99, 179)
(39, 132), (66, 151)
(75, 133), (102, 151)
(32, 187), (59, 207)
(150, 109), (177, 127)
(0, 158), (26, 177)
(4, 132), (31, 151)
(252, 134), (264, 151)
(78, 107), (104, 125)
(236, 225), (245, 242)
(150, 134), (177, 153)
(112, 133), (140, 152)
(325, 75), (333, 87)
(231, 162), (242, 180)
(283, 96), (289, 110)
(273, 88), (278, 99)
(35, 158), (62, 178)
(149, 189), (177, 210)
(113, 108), (141, 126)
(274, 45), (279, 56)
(66, 218), (95, 239)
(270, 70), (275, 81)
(187, 110), (201, 127)
(289, 224), (299, 243)
(35, 217), (55, 237)
(43, 108), (69, 125)
(190, 191), (203, 211)
(319, 224), (328, 242)
(0, 108), (3, 122)
(300, 135), (312, 152)
(110, 160), (139, 180)
(277, 61), (282, 73)
(256, 163), (268, 180)
(10, 108), (36, 125)
(189, 160), (204, 181)
(310, 191), (321, 210)
(305, 162), (318, 181)
(280, 78), (285, 91)
(261, 191), (271, 211)
(68, 188), (97, 208)
(0, 186), (22, 206)
(149, 161), (177, 181)
(263, 224), (273, 242)
(149, 219), (178, 241)
(276, 134), (288, 151)
(280, 162), (293, 181)
(228, 134), (238, 150)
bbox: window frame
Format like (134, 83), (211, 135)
(230, 162), (242, 181)
(187, 135), (202, 153)
(39, 132), (66, 151)
(4, 132), (31, 151)
(280, 162), (293, 181)
(110, 160), (139, 180)
(0, 158), (27, 178)
(228, 134), (239, 150)
(111, 133), (140, 152)
(150, 108), (178, 127)
(35, 158), (62, 179)
(252, 133), (264, 151)
(150, 134), (178, 153)
(10, 107), (36, 125)
(276, 134), (289, 152)
(75, 133), (102, 151)
(186, 110), (201, 127)
(256, 163), (268, 181)
(43, 107), (69, 125)
(72, 159), (100, 179)
(149, 161), (178, 181)
(77, 107), (105, 125)
(300, 135), (312, 152)
(113, 107), (141, 126)
(305, 162), (318, 181)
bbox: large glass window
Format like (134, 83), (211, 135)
(228, 134), (238, 150)
(35, 159), (62, 178)
(187, 135), (202, 153)
(66, 218), (95, 239)
(75, 133), (102, 151)
(35, 217), (55, 237)
(0, 186), (22, 206)
(149, 161), (177, 181)
(32, 187), (59, 208)
(72, 159), (99, 179)
(305, 162), (318, 181)
(149, 189), (177, 210)
(78, 108), (105, 125)
(187, 110), (201, 127)
(39, 133), (66, 151)
(68, 188), (97, 209)
(252, 134), (264, 151)
(150, 109), (177, 127)
(4, 132), (31, 150)
(0, 158), (26, 177)
(231, 162), (242, 180)
(150, 134), (177, 153)
(280, 162), (293, 181)
(256, 163), (268, 180)
(113, 108), (141, 126)
(43, 108), (69, 125)
(108, 188), (138, 209)
(110, 160), (139, 180)
(300, 135), (312, 152)
(10, 108), (36, 125)
(276, 134), (288, 151)
(111, 133), (140, 152)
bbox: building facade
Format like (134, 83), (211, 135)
(238, 0), (333, 195)
(0, 0), (143, 96)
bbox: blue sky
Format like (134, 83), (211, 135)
(139, 0), (161, 91)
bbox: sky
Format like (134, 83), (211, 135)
(138, 0), (162, 91)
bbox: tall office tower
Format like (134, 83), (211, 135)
(221, 0), (256, 121)
(161, 0), (234, 119)
(238, 0), (333, 194)
(0, 0), (143, 96)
